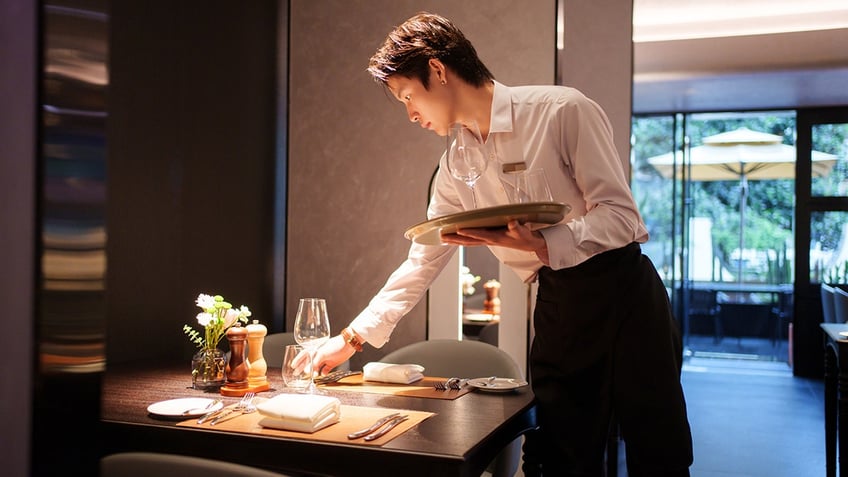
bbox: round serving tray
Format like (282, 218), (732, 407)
(404, 201), (570, 246)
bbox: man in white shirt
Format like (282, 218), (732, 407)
(314, 12), (693, 476)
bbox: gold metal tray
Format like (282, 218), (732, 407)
(404, 202), (570, 245)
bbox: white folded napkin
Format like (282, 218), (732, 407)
(363, 362), (425, 384)
(256, 393), (340, 433)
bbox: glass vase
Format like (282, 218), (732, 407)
(191, 347), (227, 391)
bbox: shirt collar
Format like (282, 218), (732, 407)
(489, 80), (513, 135)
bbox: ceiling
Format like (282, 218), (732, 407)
(632, 0), (848, 114)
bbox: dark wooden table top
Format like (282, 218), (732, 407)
(100, 361), (536, 477)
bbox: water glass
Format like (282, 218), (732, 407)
(281, 344), (311, 391)
(512, 168), (553, 203)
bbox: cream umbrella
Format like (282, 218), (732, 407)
(647, 127), (838, 282)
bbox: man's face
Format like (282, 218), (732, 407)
(386, 67), (453, 137)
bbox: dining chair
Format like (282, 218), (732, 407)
(100, 451), (292, 477)
(822, 283), (838, 323)
(833, 286), (848, 324)
(262, 332), (350, 371)
(477, 320), (499, 347)
(379, 339), (532, 477)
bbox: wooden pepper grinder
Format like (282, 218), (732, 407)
(483, 279), (501, 316)
(246, 320), (270, 391)
(223, 322), (249, 391)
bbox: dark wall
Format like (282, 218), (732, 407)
(0, 2), (37, 475)
(106, 1), (280, 363)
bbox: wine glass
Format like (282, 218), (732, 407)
(281, 344), (311, 392)
(446, 121), (488, 208)
(293, 298), (331, 393)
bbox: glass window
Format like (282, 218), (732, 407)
(811, 123), (848, 197)
(810, 210), (848, 284)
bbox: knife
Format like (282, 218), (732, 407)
(364, 415), (409, 441)
(347, 412), (401, 440)
(196, 406), (224, 424)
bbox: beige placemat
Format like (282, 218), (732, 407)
(319, 375), (474, 400)
(178, 402), (433, 446)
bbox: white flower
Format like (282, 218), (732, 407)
(196, 312), (213, 327)
(196, 293), (216, 310)
(184, 292), (253, 350)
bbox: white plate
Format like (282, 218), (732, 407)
(464, 313), (497, 322)
(467, 377), (529, 393)
(404, 202), (570, 246)
(147, 397), (223, 418)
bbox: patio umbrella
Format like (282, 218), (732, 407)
(647, 127), (838, 282)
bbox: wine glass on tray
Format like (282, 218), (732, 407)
(293, 298), (331, 394)
(446, 121), (488, 209)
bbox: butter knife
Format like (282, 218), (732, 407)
(347, 412), (401, 440)
(196, 406), (224, 424)
(364, 415), (409, 441)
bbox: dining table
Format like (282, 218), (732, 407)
(100, 361), (537, 477)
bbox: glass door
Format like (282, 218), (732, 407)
(632, 111), (799, 362)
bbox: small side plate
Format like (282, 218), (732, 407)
(467, 377), (529, 393)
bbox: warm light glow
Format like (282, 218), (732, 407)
(634, 0), (848, 42)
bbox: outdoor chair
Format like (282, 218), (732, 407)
(822, 283), (838, 323)
(688, 289), (722, 343)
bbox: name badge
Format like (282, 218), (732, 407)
(502, 162), (526, 174)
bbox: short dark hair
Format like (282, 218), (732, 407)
(367, 12), (494, 89)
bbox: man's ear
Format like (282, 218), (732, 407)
(428, 58), (446, 83)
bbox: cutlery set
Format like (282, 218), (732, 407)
(313, 369), (362, 385)
(347, 413), (410, 441)
(433, 377), (470, 390)
(180, 398), (222, 416)
(197, 392), (256, 425)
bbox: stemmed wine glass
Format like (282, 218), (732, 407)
(293, 298), (331, 394)
(446, 121), (488, 208)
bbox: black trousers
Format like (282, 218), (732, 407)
(526, 243), (693, 477)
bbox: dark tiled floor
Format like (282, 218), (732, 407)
(681, 355), (824, 477)
(517, 336), (824, 477)
(606, 336), (825, 477)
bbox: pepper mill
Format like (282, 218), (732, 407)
(224, 323), (249, 389)
(246, 320), (268, 388)
(483, 279), (501, 316)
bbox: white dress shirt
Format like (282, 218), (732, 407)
(350, 81), (648, 347)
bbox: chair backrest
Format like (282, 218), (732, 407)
(262, 332), (297, 368)
(833, 286), (848, 324)
(101, 452), (291, 477)
(822, 283), (837, 323)
(477, 321), (499, 347)
(379, 338), (523, 380)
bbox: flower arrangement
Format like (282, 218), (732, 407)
(460, 266), (481, 296)
(183, 293), (252, 351)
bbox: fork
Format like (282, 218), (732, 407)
(448, 378), (469, 390)
(208, 392), (255, 425)
(434, 377), (459, 390)
(314, 369), (362, 385)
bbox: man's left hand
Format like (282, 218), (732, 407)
(440, 219), (550, 266)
